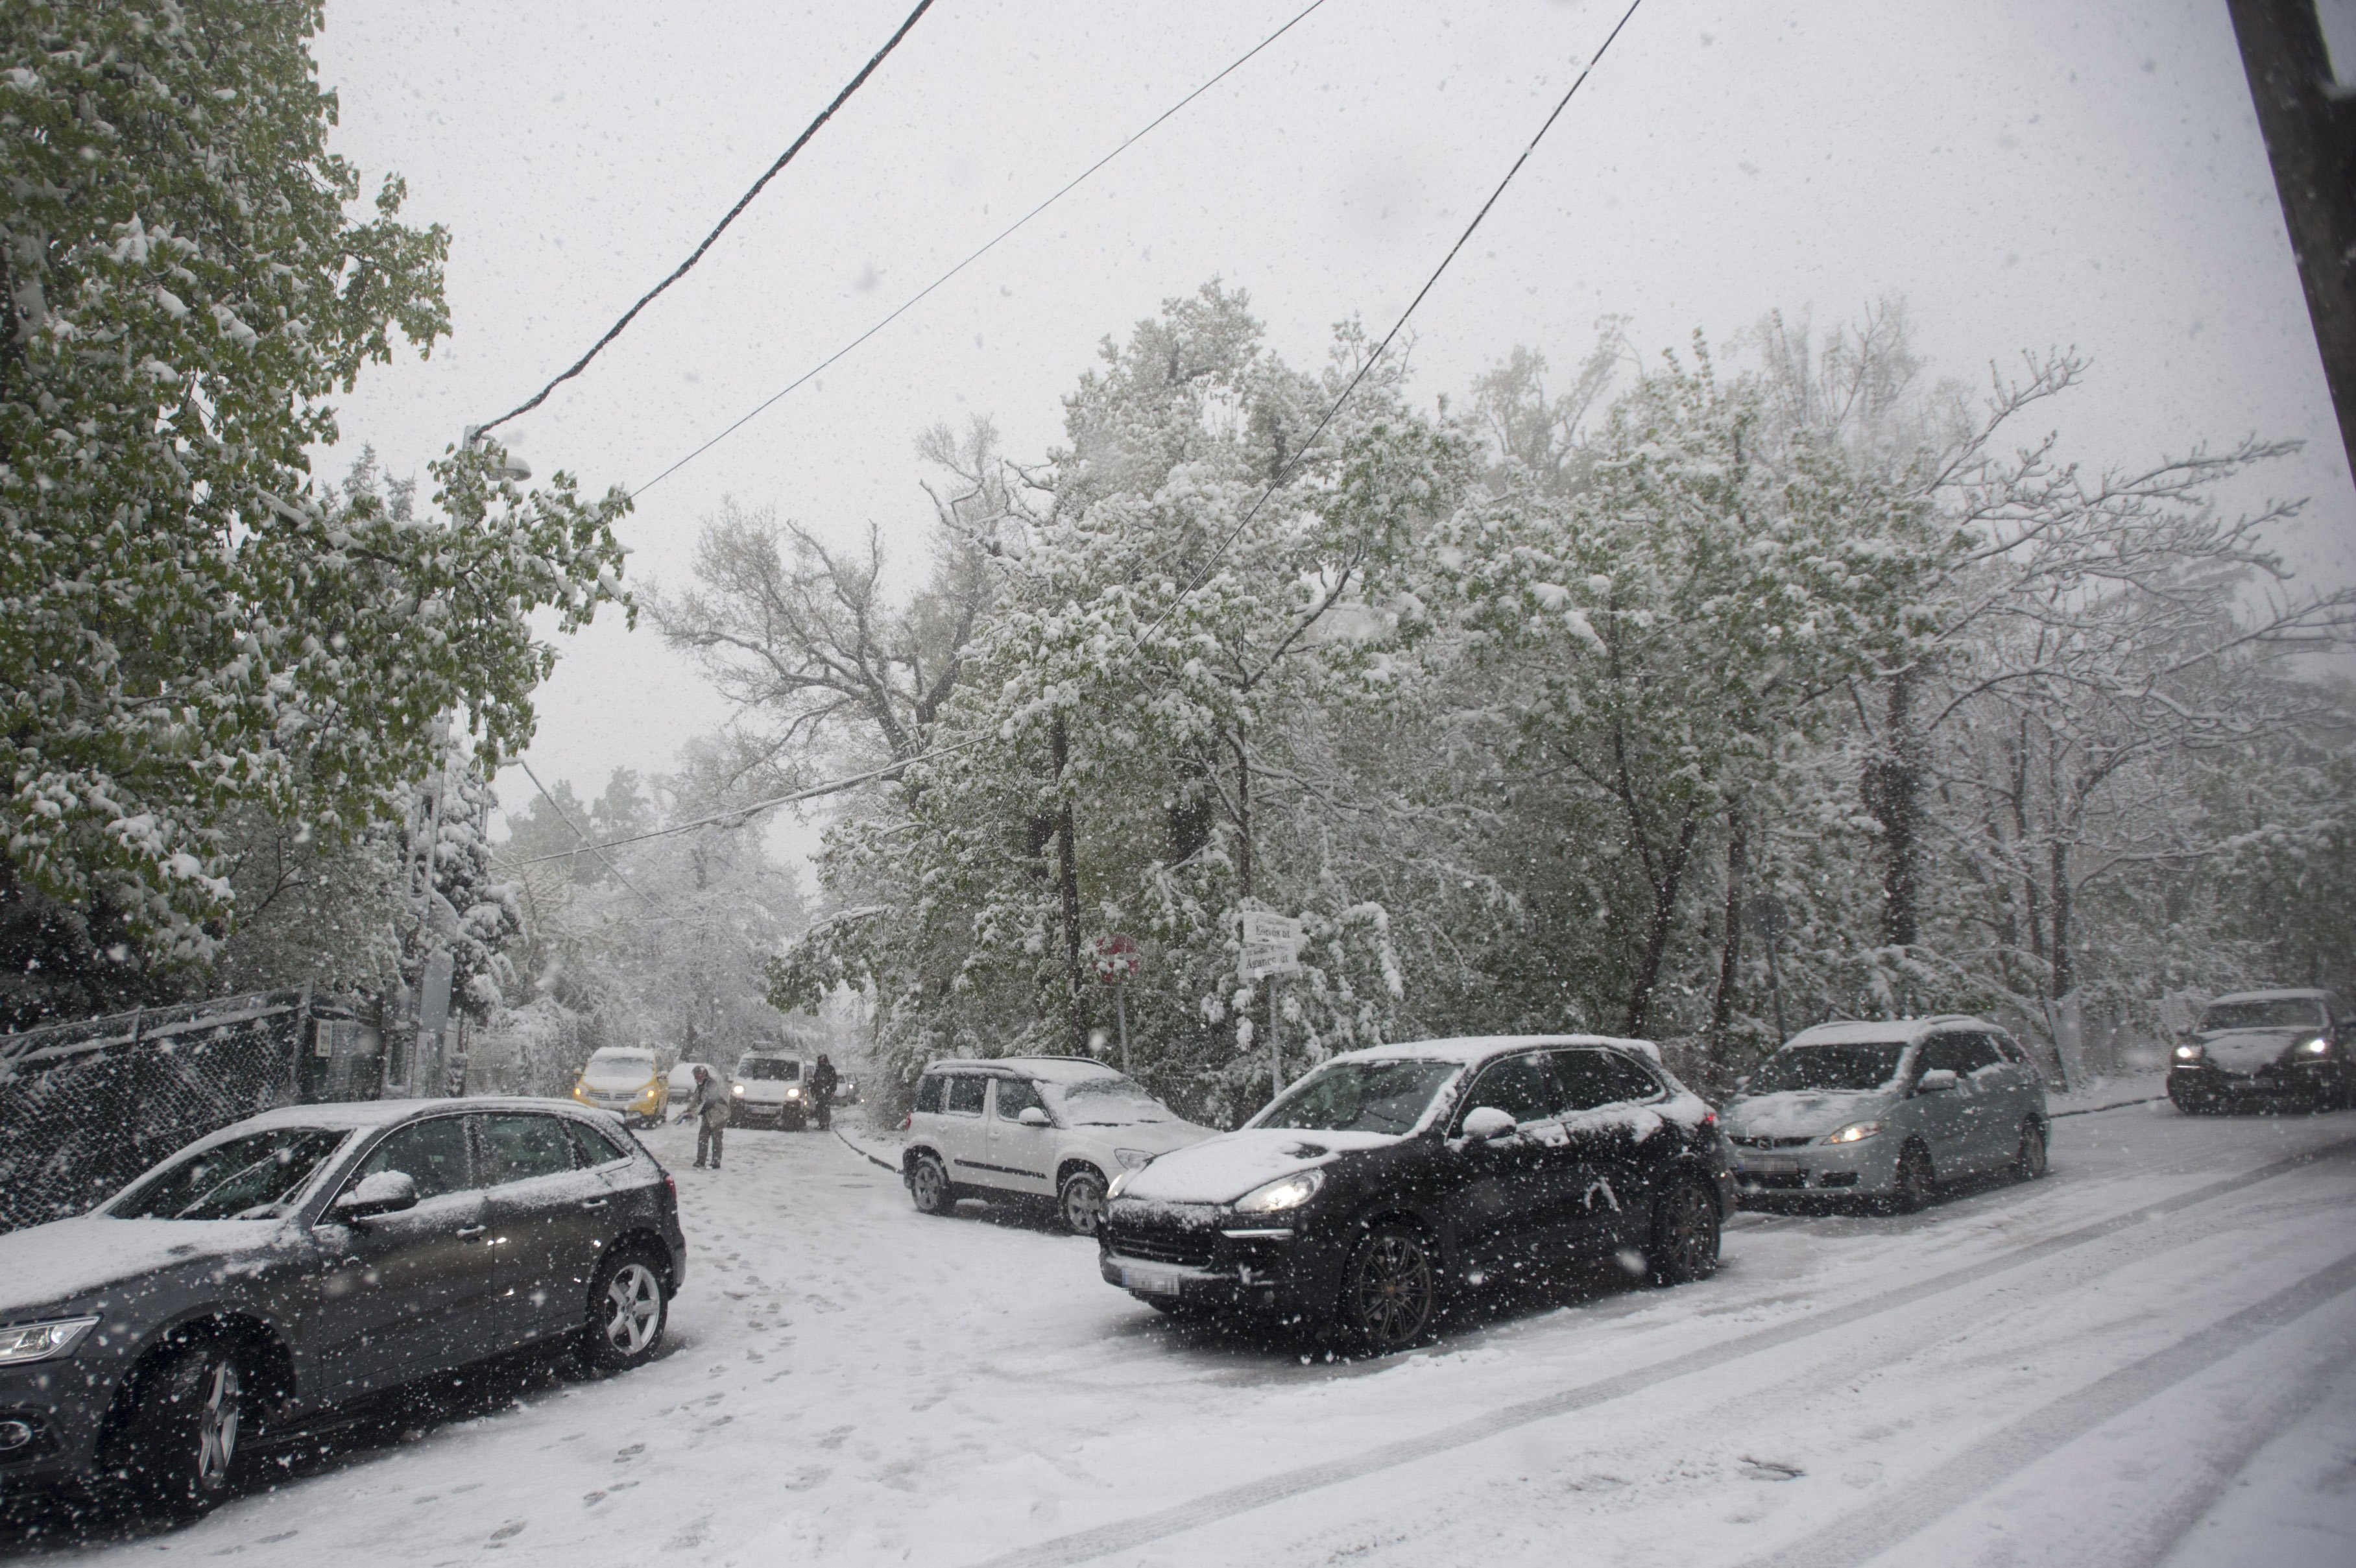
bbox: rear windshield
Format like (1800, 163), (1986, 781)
(2201, 998), (2324, 1031)
(1256, 1059), (1461, 1135)
(114, 1128), (351, 1220)
(738, 1057), (801, 1081)
(1748, 1043), (1908, 1095)
(1044, 1074), (1173, 1126)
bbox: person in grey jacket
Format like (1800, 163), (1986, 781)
(684, 1064), (730, 1169)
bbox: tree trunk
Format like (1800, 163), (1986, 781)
(2047, 839), (2073, 1000)
(1862, 669), (1921, 947)
(1624, 808), (1701, 1039)
(1231, 732), (1252, 900)
(1050, 716), (1085, 1054)
(1705, 808), (1747, 1058)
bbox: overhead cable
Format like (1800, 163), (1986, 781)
(472, 0), (939, 442)
(629, 0), (1335, 498)
(516, 0), (1646, 864)
(514, 759), (671, 914)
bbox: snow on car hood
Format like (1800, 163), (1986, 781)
(1118, 1127), (1396, 1205)
(2196, 1028), (2315, 1073)
(0, 1214), (300, 1316)
(1070, 1118), (1212, 1157)
(583, 1068), (656, 1091)
(1725, 1087), (1892, 1139)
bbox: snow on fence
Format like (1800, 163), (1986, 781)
(0, 987), (378, 1235)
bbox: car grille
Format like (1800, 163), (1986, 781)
(1731, 1134), (1815, 1150)
(1107, 1231), (1218, 1269)
(1737, 1171), (1810, 1190)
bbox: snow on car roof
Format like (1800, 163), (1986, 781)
(2207, 988), (2328, 1004)
(930, 1055), (1133, 1083)
(206, 1096), (619, 1137)
(1332, 1034), (1661, 1067)
(1783, 1017), (1983, 1048)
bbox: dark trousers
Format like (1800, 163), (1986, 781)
(814, 1097), (832, 1131)
(696, 1120), (725, 1167)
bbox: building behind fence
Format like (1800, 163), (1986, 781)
(0, 988), (389, 1235)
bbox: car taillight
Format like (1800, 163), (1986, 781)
(662, 1171), (677, 1205)
(900, 1112), (912, 1132)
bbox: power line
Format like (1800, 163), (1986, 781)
(519, 0), (1646, 865)
(629, 0), (1335, 498)
(514, 758), (670, 914)
(472, 0), (939, 442)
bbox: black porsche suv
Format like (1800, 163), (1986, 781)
(1098, 1036), (1732, 1350)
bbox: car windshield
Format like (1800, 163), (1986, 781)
(113, 1128), (352, 1220)
(585, 1050), (655, 1078)
(738, 1057), (800, 1081)
(2201, 998), (2325, 1031)
(1748, 1043), (1908, 1094)
(1256, 1059), (1461, 1135)
(1046, 1074), (1173, 1126)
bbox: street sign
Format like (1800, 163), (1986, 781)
(1240, 911), (1304, 947)
(1090, 932), (1142, 984)
(1240, 941), (1303, 981)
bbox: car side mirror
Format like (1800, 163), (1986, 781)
(1915, 1068), (1959, 1094)
(331, 1170), (418, 1222)
(1461, 1106), (1518, 1142)
(1018, 1106), (1051, 1128)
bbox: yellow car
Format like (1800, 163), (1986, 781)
(572, 1046), (669, 1127)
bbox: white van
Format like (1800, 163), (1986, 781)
(732, 1051), (815, 1130)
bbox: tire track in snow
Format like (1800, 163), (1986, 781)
(1736, 1249), (2356, 1568)
(965, 1136), (2356, 1568)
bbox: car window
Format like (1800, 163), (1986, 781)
(1045, 1074), (1173, 1125)
(479, 1113), (578, 1183)
(1747, 1042), (1908, 1094)
(915, 1074), (945, 1114)
(567, 1119), (630, 1167)
(112, 1128), (351, 1220)
(352, 1116), (475, 1201)
(1257, 1059), (1461, 1135)
(994, 1078), (1047, 1120)
(1461, 1052), (1557, 1126)
(738, 1057), (801, 1081)
(1556, 1049), (1659, 1110)
(1921, 1034), (1999, 1075)
(2200, 997), (2326, 1031)
(944, 1074), (988, 1116)
(1989, 1034), (2025, 1065)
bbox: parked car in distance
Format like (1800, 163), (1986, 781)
(1096, 1036), (1730, 1351)
(2169, 989), (2356, 1113)
(1724, 1017), (2048, 1212)
(902, 1057), (1214, 1235)
(0, 1098), (686, 1518)
(666, 1059), (705, 1102)
(571, 1046), (669, 1127)
(731, 1051), (813, 1129)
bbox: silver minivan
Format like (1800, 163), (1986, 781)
(1722, 1017), (2049, 1211)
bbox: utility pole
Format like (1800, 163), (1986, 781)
(2228, 0), (2356, 476)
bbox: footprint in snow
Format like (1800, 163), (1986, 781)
(816, 1426), (854, 1450)
(488, 1521), (526, 1542)
(615, 1443), (645, 1462)
(1740, 1456), (1805, 1482)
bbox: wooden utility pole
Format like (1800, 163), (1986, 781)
(2228, 0), (2356, 476)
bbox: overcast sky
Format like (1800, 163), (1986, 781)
(309, 0), (2356, 864)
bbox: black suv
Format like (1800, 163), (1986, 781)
(1098, 1036), (1731, 1350)
(0, 1098), (687, 1517)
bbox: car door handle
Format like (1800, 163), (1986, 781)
(455, 1224), (489, 1239)
(581, 1199), (610, 1211)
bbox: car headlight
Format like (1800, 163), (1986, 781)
(2296, 1038), (2331, 1057)
(731, 1084), (745, 1096)
(1234, 1169), (1325, 1213)
(2173, 1044), (2204, 1062)
(786, 1087), (801, 1099)
(1821, 1121), (1881, 1145)
(1114, 1148), (1155, 1171)
(1107, 1169), (1134, 1200)
(0, 1317), (99, 1365)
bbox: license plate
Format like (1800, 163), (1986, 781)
(1743, 1156), (1799, 1175)
(1123, 1264), (1182, 1296)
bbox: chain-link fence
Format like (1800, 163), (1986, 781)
(0, 989), (371, 1235)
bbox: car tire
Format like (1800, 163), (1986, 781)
(1340, 1222), (1440, 1353)
(1889, 1141), (1934, 1214)
(2012, 1116), (2049, 1180)
(1059, 1167), (1109, 1237)
(1645, 1178), (1722, 1286)
(908, 1151), (956, 1215)
(582, 1248), (669, 1372)
(112, 1339), (249, 1518)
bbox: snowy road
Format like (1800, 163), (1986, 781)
(7, 1099), (2354, 1567)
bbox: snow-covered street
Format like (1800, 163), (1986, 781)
(7, 1098), (2351, 1568)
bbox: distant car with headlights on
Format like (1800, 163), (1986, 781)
(1722, 1017), (2047, 1212)
(571, 1046), (669, 1128)
(732, 1051), (813, 1130)
(0, 1099), (684, 1519)
(1096, 1036), (1730, 1351)
(2169, 989), (2356, 1113)
(901, 1057), (1214, 1235)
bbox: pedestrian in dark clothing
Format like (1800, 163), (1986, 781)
(810, 1054), (839, 1132)
(685, 1065), (730, 1168)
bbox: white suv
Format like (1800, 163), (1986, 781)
(902, 1057), (1214, 1235)
(732, 1050), (815, 1130)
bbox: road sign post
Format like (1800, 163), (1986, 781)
(1090, 934), (1142, 1072)
(1238, 912), (1305, 1100)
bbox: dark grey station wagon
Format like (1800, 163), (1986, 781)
(0, 1098), (687, 1516)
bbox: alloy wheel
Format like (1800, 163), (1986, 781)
(603, 1262), (664, 1357)
(1061, 1170), (1107, 1236)
(911, 1155), (950, 1214)
(1349, 1229), (1436, 1351)
(1652, 1183), (1720, 1284)
(195, 1357), (241, 1491)
(2015, 1118), (2048, 1179)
